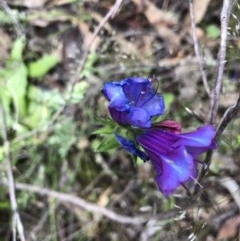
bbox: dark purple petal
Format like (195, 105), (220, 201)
(122, 77), (165, 118)
(122, 77), (150, 104)
(136, 125), (215, 196)
(102, 77), (165, 127)
(140, 93), (165, 116)
(174, 125), (215, 148)
(186, 140), (216, 156)
(127, 107), (151, 127)
(122, 77), (165, 117)
(102, 83), (129, 111)
(144, 145), (195, 197)
(114, 132), (149, 161)
(109, 107), (151, 127)
(137, 129), (179, 155)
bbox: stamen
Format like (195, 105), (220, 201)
(190, 176), (203, 189)
(181, 183), (192, 196)
(135, 88), (147, 105)
(139, 77), (160, 107)
(195, 160), (208, 169)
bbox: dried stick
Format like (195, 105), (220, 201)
(188, 0), (211, 97)
(192, 0), (234, 194)
(194, 95), (240, 193)
(208, 0), (233, 124)
(49, 0), (123, 125)
(0, 105), (26, 241)
(214, 95), (240, 142)
(0, 1), (24, 37)
(218, 177), (240, 208)
(0, 182), (147, 225)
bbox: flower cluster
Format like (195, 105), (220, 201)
(102, 77), (216, 197)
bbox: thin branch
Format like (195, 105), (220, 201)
(193, 95), (240, 194)
(218, 177), (240, 209)
(208, 0), (233, 124)
(0, 105), (26, 241)
(214, 95), (240, 142)
(188, 0), (211, 97)
(0, 182), (147, 225)
(49, 0), (123, 125)
(0, 1), (24, 37)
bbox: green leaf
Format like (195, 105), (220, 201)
(163, 93), (174, 109)
(0, 10), (12, 24)
(28, 53), (60, 78)
(25, 85), (65, 128)
(206, 24), (220, 39)
(95, 135), (119, 152)
(24, 100), (49, 128)
(80, 51), (98, 77)
(47, 120), (77, 157)
(7, 62), (28, 117)
(95, 116), (116, 127)
(67, 81), (88, 104)
(0, 70), (11, 118)
(0, 38), (27, 121)
(135, 156), (144, 165)
(92, 125), (114, 135)
(237, 135), (240, 144)
(10, 38), (25, 61)
(28, 85), (64, 109)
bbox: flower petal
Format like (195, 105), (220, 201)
(136, 128), (198, 196)
(114, 132), (149, 161)
(136, 129), (179, 155)
(186, 140), (216, 156)
(102, 82), (129, 111)
(121, 77), (165, 117)
(102, 77), (165, 127)
(174, 125), (215, 148)
(140, 93), (165, 117)
(128, 107), (151, 127)
(151, 146), (195, 197)
(122, 77), (150, 104)
(109, 107), (151, 127)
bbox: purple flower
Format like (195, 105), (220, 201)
(102, 77), (165, 128)
(115, 121), (216, 197)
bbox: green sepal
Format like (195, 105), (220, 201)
(92, 125), (114, 135)
(94, 134), (119, 152)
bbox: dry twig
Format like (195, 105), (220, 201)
(194, 95), (240, 193)
(49, 0), (123, 125)
(188, 0), (210, 97)
(208, 0), (233, 124)
(0, 105), (26, 241)
(218, 177), (240, 209)
(192, 0), (235, 194)
(0, 1), (24, 37)
(214, 95), (240, 142)
(0, 182), (147, 225)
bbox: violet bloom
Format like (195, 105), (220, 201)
(102, 77), (164, 128)
(115, 121), (216, 197)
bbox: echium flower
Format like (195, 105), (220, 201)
(102, 77), (165, 127)
(102, 77), (216, 197)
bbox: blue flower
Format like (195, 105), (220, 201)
(115, 121), (216, 197)
(102, 77), (165, 127)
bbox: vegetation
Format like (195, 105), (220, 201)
(0, 0), (239, 240)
